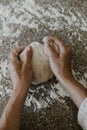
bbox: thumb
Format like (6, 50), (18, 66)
(22, 46), (32, 69)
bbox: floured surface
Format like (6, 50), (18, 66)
(0, 0), (87, 130)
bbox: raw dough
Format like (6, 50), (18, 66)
(19, 41), (59, 85)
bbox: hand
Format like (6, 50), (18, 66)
(43, 36), (72, 81)
(8, 46), (33, 93)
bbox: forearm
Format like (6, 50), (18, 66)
(59, 74), (87, 108)
(0, 88), (28, 130)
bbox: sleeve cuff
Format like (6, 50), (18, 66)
(78, 98), (87, 130)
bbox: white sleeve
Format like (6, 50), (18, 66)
(78, 98), (87, 130)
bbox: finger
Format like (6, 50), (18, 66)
(14, 46), (25, 54)
(43, 36), (53, 55)
(50, 36), (66, 53)
(42, 36), (51, 43)
(22, 46), (32, 68)
(10, 46), (25, 62)
(45, 42), (59, 58)
(10, 50), (20, 63)
(43, 36), (59, 56)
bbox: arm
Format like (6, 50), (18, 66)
(59, 74), (87, 108)
(0, 46), (32, 130)
(43, 36), (87, 108)
(0, 90), (27, 130)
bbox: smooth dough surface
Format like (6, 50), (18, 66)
(19, 41), (59, 85)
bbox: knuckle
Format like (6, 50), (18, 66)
(10, 50), (14, 56)
(9, 60), (14, 66)
(67, 47), (72, 55)
(11, 49), (16, 55)
(63, 46), (72, 55)
(67, 47), (72, 53)
(11, 49), (15, 53)
(62, 47), (67, 53)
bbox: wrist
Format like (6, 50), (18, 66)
(13, 82), (31, 93)
(12, 86), (29, 98)
(57, 71), (74, 84)
(11, 91), (27, 102)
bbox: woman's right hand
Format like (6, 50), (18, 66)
(43, 36), (73, 81)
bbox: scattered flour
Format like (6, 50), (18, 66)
(84, 73), (87, 79)
(0, 60), (8, 77)
(0, 0), (87, 110)
(0, 60), (11, 97)
(79, 77), (87, 89)
(0, 0), (87, 38)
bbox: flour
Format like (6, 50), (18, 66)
(79, 77), (87, 88)
(0, 60), (8, 77)
(0, 0), (87, 38)
(25, 95), (49, 110)
(84, 73), (87, 79)
(0, 60), (9, 97)
(0, 0), (87, 111)
(24, 82), (68, 110)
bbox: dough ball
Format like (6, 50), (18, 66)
(19, 41), (59, 85)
